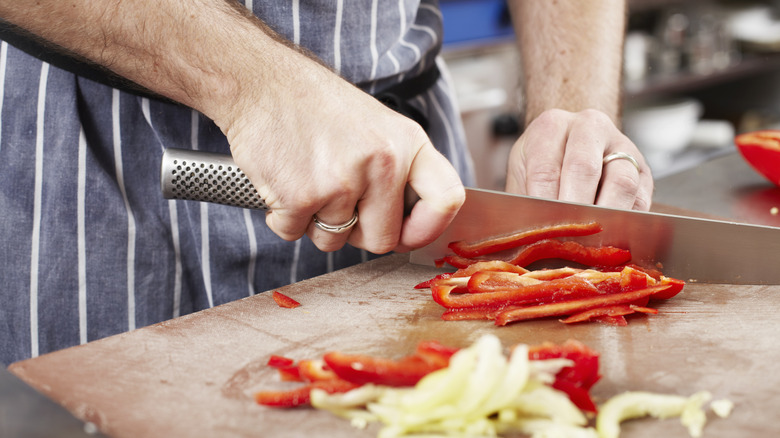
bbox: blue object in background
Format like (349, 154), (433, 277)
(440, 0), (516, 47)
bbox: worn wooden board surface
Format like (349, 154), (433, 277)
(8, 247), (780, 438)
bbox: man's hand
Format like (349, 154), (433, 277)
(222, 48), (464, 254)
(505, 109), (653, 211)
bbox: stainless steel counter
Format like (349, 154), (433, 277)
(653, 151), (780, 227)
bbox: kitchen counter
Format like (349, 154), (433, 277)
(4, 151), (780, 438)
(653, 151), (780, 227)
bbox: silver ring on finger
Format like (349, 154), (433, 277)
(603, 152), (641, 172)
(313, 211), (359, 234)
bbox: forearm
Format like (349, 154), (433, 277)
(0, 0), (321, 127)
(508, 0), (627, 126)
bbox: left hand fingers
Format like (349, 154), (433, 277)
(559, 111), (653, 210)
(508, 109), (653, 211)
(597, 149), (653, 211)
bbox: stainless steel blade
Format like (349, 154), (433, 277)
(410, 187), (780, 285)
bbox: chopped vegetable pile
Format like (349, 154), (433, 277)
(417, 222), (684, 326)
(255, 335), (732, 438)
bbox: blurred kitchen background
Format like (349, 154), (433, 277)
(441, 0), (780, 188)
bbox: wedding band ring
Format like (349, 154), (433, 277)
(603, 152), (640, 172)
(313, 211), (359, 234)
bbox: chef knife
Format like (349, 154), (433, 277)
(410, 187), (780, 285)
(160, 148), (780, 285)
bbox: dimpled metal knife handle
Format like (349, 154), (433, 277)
(160, 148), (269, 210)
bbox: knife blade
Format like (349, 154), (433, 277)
(410, 187), (780, 285)
(161, 149), (780, 284)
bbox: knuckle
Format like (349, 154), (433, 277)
(363, 232), (399, 255)
(571, 158), (603, 181)
(527, 162), (562, 186)
(610, 170), (641, 194)
(529, 109), (570, 130)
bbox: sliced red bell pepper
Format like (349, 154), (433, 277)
(454, 260), (530, 276)
(432, 275), (599, 309)
(734, 130), (780, 187)
(277, 365), (303, 382)
(527, 339), (600, 412)
(255, 378), (358, 408)
(651, 276), (685, 300)
(467, 271), (545, 293)
(322, 351), (446, 387)
(592, 314), (628, 326)
(272, 291), (301, 309)
(298, 359), (338, 382)
(267, 355), (303, 381)
(267, 355), (295, 368)
(414, 272), (453, 289)
(447, 222), (603, 258)
(415, 340), (459, 368)
(494, 284), (673, 326)
(506, 239), (632, 268)
(440, 305), (510, 321)
(436, 255), (478, 269)
(561, 304), (637, 324)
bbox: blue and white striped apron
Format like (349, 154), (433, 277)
(0, 0), (475, 365)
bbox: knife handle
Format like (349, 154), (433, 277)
(160, 148), (269, 210)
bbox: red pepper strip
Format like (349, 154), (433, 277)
(437, 255), (479, 269)
(553, 380), (599, 412)
(494, 284), (673, 326)
(432, 275), (599, 309)
(467, 268), (584, 293)
(651, 276), (685, 300)
(267, 355), (303, 381)
(298, 359), (338, 382)
(467, 271), (543, 294)
(254, 378), (358, 408)
(521, 267), (583, 281)
(268, 355), (295, 368)
(277, 365), (303, 382)
(527, 339), (600, 412)
(506, 239), (632, 268)
(561, 305), (637, 324)
(593, 315), (628, 326)
(272, 291), (301, 309)
(448, 222), (603, 258)
(625, 263), (664, 281)
(323, 352), (446, 387)
(630, 304), (658, 314)
(454, 260), (529, 276)
(414, 273), (453, 289)
(441, 306), (505, 321)
(415, 340), (459, 368)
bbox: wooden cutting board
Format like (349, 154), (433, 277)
(8, 247), (780, 437)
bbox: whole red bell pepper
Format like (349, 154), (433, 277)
(734, 130), (780, 187)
